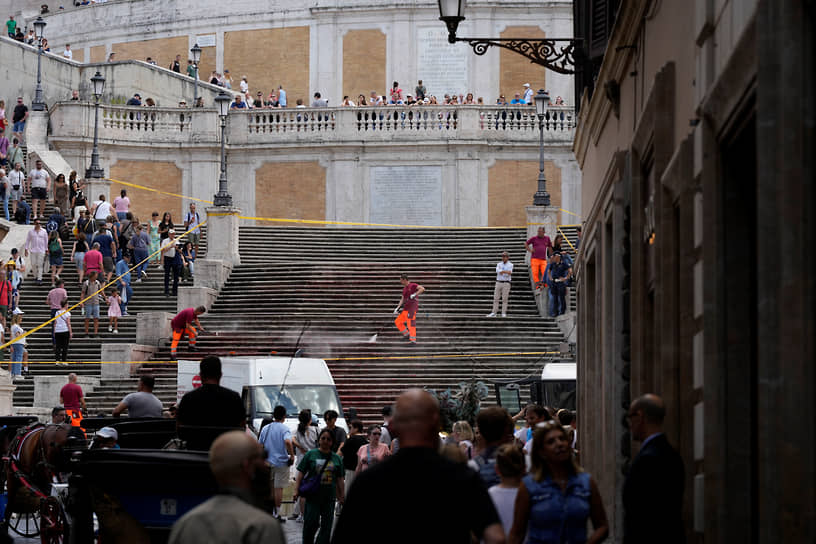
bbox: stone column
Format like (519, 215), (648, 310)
(0, 369), (16, 416)
(205, 207), (241, 267)
(84, 177), (111, 205)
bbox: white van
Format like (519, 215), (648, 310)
(177, 357), (347, 435)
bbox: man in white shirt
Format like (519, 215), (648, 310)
(522, 83), (533, 104)
(486, 252), (513, 318)
(26, 159), (50, 220)
(24, 218), (48, 285)
(62, 44), (72, 60)
(92, 194), (112, 221)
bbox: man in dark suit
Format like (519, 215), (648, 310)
(623, 394), (685, 543)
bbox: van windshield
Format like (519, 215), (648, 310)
(253, 385), (342, 418)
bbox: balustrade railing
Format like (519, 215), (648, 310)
(52, 102), (576, 144)
(101, 105), (192, 132)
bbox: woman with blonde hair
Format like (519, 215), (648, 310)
(451, 420), (475, 460)
(509, 421), (608, 544)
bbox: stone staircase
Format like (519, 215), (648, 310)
(8, 217), (203, 410)
(136, 226), (578, 424)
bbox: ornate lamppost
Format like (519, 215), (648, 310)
(190, 43), (201, 106)
(85, 71), (106, 179)
(533, 89), (551, 206)
(213, 91), (232, 206)
(31, 17), (47, 111)
(437, 0), (580, 73)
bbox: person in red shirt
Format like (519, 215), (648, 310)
(60, 372), (86, 427)
(525, 227), (553, 291)
(170, 306), (207, 359)
(393, 274), (425, 344)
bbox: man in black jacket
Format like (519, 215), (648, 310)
(623, 394), (686, 544)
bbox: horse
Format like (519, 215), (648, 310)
(3, 423), (73, 536)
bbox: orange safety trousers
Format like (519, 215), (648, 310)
(531, 258), (548, 286)
(394, 310), (417, 343)
(68, 409), (83, 428)
(171, 324), (197, 357)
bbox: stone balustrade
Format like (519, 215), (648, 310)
(51, 102), (576, 146)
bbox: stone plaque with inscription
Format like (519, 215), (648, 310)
(370, 166), (443, 226)
(417, 27), (469, 97)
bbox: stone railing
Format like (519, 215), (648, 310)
(50, 102), (576, 146)
(102, 105), (194, 133)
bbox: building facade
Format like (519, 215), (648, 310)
(574, 0), (815, 541)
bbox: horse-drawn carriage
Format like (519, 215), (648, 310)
(1, 417), (231, 543)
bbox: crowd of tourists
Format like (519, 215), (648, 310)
(0, 109), (202, 371)
(161, 357), (684, 544)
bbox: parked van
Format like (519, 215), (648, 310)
(177, 357), (346, 434)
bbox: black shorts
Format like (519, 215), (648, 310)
(103, 256), (114, 273)
(31, 187), (47, 200)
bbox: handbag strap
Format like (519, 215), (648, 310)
(314, 452), (331, 479)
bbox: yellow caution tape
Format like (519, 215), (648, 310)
(106, 178), (214, 205)
(557, 226), (578, 253)
(16, 350), (563, 365)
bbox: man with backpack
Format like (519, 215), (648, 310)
(184, 202), (201, 255)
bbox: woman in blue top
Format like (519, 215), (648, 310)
(509, 421), (608, 544)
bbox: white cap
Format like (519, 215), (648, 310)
(12, 308), (24, 315)
(523, 83), (531, 88)
(97, 427), (118, 439)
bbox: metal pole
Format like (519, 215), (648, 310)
(213, 115), (232, 206)
(32, 41), (45, 111)
(533, 114), (550, 206)
(85, 96), (104, 178)
(193, 63), (198, 106)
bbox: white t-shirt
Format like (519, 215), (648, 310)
(29, 168), (49, 189)
(240, 80), (249, 93)
(93, 200), (112, 220)
(11, 324), (25, 345)
(63, 48), (72, 60)
(488, 485), (520, 538)
(162, 239), (177, 259)
(54, 311), (71, 333)
(496, 261), (514, 281)
(8, 170), (24, 189)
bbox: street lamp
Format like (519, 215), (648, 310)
(532, 89), (551, 206)
(437, 0), (580, 74)
(213, 91), (232, 206)
(190, 43), (201, 106)
(85, 71), (106, 179)
(31, 16), (47, 111)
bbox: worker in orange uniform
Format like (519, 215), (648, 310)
(171, 306), (207, 359)
(525, 227), (553, 292)
(393, 274), (425, 344)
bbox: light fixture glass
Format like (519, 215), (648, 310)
(190, 43), (202, 64)
(438, 0), (465, 19)
(534, 89), (550, 117)
(90, 71), (105, 97)
(33, 17), (46, 39)
(215, 91), (231, 117)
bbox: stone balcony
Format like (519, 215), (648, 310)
(49, 102), (576, 148)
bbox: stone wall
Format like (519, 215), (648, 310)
(223, 27), (310, 104)
(343, 30), (386, 102)
(109, 160), (184, 221)
(488, 160), (562, 226)
(22, 0), (576, 108)
(255, 161), (326, 221)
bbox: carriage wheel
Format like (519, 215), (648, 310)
(6, 508), (40, 538)
(40, 496), (68, 544)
